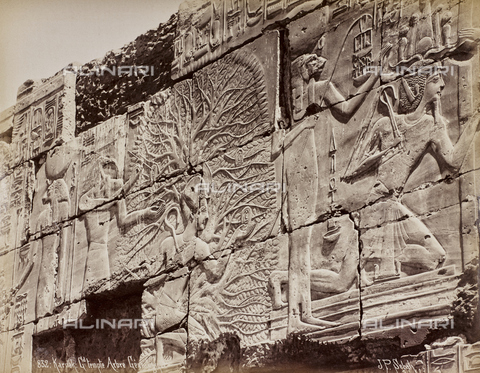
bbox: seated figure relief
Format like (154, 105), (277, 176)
(344, 61), (480, 279)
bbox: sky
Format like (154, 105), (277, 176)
(0, 0), (184, 112)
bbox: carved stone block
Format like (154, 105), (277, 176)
(4, 322), (34, 373)
(0, 141), (13, 181)
(108, 175), (194, 287)
(125, 32), (280, 189)
(188, 235), (288, 345)
(0, 172), (15, 255)
(398, 341), (480, 373)
(140, 269), (189, 372)
(10, 230), (74, 326)
(4, 162), (35, 251)
(76, 115), (127, 216)
(30, 141), (79, 239)
(361, 266), (458, 344)
(70, 116), (130, 298)
(0, 249), (15, 333)
(462, 341), (480, 372)
(35, 300), (87, 334)
(200, 135), (283, 252)
(11, 74), (75, 167)
(189, 32), (280, 166)
(288, 2), (380, 122)
(173, 0), (323, 79)
(124, 87), (191, 190)
(270, 218), (361, 343)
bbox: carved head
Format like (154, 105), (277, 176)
(441, 11), (452, 27)
(293, 54), (327, 83)
(182, 176), (209, 232)
(424, 71), (445, 104)
(410, 13), (420, 26)
(399, 25), (409, 37)
(399, 62), (444, 113)
(98, 156), (119, 180)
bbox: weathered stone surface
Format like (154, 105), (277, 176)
(12, 74), (76, 167)
(1, 162), (35, 251)
(76, 115), (127, 216)
(35, 300), (87, 334)
(29, 142), (79, 242)
(397, 340), (480, 373)
(1, 0), (479, 371)
(0, 141), (12, 182)
(141, 269), (189, 372)
(188, 235), (288, 346)
(0, 172), (15, 254)
(189, 32), (280, 166)
(288, 2), (380, 121)
(3, 323), (34, 373)
(270, 217), (361, 342)
(75, 14), (177, 134)
(173, 0), (323, 79)
(200, 135), (283, 249)
(124, 87), (191, 187)
(10, 230), (77, 326)
(0, 249), (15, 333)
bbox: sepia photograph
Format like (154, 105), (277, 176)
(0, 0), (479, 372)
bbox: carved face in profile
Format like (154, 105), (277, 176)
(100, 159), (119, 180)
(303, 54), (326, 81)
(424, 72), (445, 104)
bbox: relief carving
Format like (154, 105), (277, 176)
(189, 48), (271, 165)
(125, 84), (191, 188)
(10, 162), (34, 249)
(282, 13), (383, 332)
(173, 0), (320, 78)
(78, 156), (157, 291)
(0, 1), (476, 366)
(10, 143), (79, 319)
(141, 273), (189, 371)
(139, 176), (233, 369)
(189, 236), (288, 345)
(291, 16), (379, 122)
(11, 74), (75, 167)
(0, 173), (13, 254)
(280, 1), (480, 340)
(344, 62), (480, 280)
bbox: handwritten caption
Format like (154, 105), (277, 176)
(377, 359), (414, 372)
(37, 356), (146, 372)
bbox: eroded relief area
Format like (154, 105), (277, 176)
(0, 0), (479, 372)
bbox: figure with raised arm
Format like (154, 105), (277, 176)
(79, 157), (158, 291)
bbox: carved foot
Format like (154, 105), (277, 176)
(360, 268), (374, 287)
(290, 316), (340, 333)
(272, 300), (288, 310)
(302, 315), (339, 327)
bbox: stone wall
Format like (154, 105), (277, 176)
(1, 0), (480, 372)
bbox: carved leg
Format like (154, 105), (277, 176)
(288, 227), (339, 333)
(269, 270), (288, 309)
